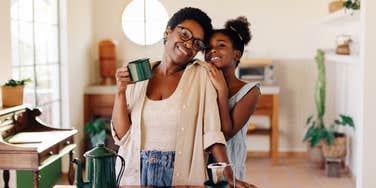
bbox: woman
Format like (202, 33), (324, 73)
(205, 16), (260, 180)
(111, 7), (253, 188)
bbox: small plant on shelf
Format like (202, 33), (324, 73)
(1, 78), (32, 107)
(3, 78), (32, 87)
(343, 0), (360, 10)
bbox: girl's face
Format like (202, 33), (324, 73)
(205, 32), (241, 69)
(164, 19), (205, 66)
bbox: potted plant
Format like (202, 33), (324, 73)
(1, 78), (31, 107)
(321, 114), (354, 159)
(303, 50), (355, 163)
(85, 118), (107, 148)
(303, 49), (327, 165)
(343, 0), (360, 10)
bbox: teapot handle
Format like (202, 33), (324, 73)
(116, 154), (125, 186)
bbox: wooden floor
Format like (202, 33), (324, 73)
(59, 157), (355, 188)
(246, 157), (355, 188)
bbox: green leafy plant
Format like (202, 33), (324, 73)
(3, 78), (32, 87)
(329, 114), (355, 137)
(343, 0), (360, 10)
(305, 114), (355, 147)
(303, 49), (327, 148)
(303, 50), (355, 148)
(85, 118), (107, 147)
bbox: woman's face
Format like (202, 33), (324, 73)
(205, 32), (240, 69)
(164, 20), (205, 65)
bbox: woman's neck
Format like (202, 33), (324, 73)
(158, 55), (187, 76)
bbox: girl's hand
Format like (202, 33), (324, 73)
(115, 65), (134, 93)
(224, 166), (257, 188)
(228, 178), (257, 188)
(206, 62), (228, 97)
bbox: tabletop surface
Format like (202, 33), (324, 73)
(54, 186), (203, 188)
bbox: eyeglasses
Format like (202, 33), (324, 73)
(176, 25), (206, 51)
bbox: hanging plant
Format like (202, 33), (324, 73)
(343, 0), (360, 10)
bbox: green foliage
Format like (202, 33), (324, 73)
(343, 0), (360, 10)
(304, 114), (355, 148)
(304, 49), (327, 148)
(85, 118), (107, 147)
(303, 50), (355, 148)
(3, 78), (32, 87)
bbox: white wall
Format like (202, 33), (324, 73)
(359, 0), (376, 187)
(318, 3), (362, 177)
(92, 0), (323, 62)
(0, 0), (17, 187)
(0, 0), (12, 99)
(91, 0), (322, 154)
(60, 0), (93, 171)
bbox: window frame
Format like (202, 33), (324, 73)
(10, 0), (62, 128)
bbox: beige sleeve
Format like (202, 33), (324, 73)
(203, 74), (226, 149)
(111, 122), (131, 146)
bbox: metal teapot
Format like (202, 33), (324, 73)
(72, 144), (125, 188)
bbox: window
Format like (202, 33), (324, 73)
(11, 0), (61, 128)
(121, 0), (168, 46)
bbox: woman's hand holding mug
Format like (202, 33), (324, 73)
(115, 65), (134, 93)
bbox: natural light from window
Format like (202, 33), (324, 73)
(121, 0), (168, 46)
(10, 0), (61, 128)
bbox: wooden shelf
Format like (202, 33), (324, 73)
(239, 58), (272, 68)
(321, 9), (360, 25)
(247, 128), (271, 136)
(325, 52), (360, 64)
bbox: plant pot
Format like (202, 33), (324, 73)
(1, 85), (25, 107)
(329, 0), (344, 13)
(307, 142), (325, 169)
(322, 133), (347, 159)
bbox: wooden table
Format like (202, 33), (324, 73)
(0, 105), (77, 188)
(54, 186), (202, 188)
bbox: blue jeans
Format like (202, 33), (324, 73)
(140, 150), (175, 186)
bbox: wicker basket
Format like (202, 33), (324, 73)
(329, 0), (344, 13)
(322, 136), (347, 159)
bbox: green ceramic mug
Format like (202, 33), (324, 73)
(127, 58), (153, 82)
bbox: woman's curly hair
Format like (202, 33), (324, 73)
(166, 7), (213, 45)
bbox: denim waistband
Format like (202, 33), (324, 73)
(140, 150), (175, 168)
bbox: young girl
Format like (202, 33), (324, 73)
(205, 16), (260, 180)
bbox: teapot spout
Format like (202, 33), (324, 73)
(72, 158), (91, 188)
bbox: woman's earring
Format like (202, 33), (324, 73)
(163, 32), (167, 44)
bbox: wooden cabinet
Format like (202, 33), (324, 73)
(83, 93), (116, 152)
(84, 94), (114, 124)
(248, 94), (279, 165)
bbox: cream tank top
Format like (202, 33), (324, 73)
(141, 87), (182, 151)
